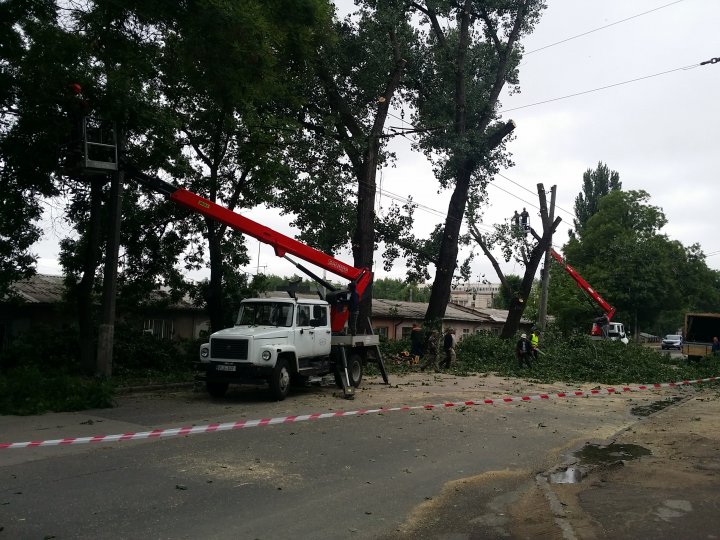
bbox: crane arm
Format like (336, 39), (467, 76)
(125, 165), (371, 332)
(550, 249), (616, 320)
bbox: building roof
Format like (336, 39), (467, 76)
(5, 273), (198, 310)
(371, 299), (521, 324)
(6, 279), (529, 326)
(8, 274), (66, 304)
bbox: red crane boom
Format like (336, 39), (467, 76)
(126, 166), (370, 333)
(550, 249), (616, 321)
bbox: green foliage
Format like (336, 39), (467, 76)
(372, 277), (431, 302)
(557, 188), (720, 335)
(0, 366), (114, 415)
(378, 328), (719, 386)
(111, 323), (195, 375)
(0, 324), (81, 373)
(493, 274), (522, 309)
(572, 162), (622, 236)
(452, 328), (719, 385)
(0, 321), (199, 414)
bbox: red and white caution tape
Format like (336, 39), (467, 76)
(1, 376), (716, 450)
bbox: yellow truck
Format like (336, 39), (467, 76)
(683, 312), (720, 360)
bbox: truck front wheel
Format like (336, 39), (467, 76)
(269, 359), (291, 401)
(207, 381), (229, 398)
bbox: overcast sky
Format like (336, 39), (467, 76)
(34, 0), (719, 285)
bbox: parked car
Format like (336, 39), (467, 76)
(661, 334), (683, 350)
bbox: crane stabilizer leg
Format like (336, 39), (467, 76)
(337, 347), (355, 399)
(374, 345), (389, 384)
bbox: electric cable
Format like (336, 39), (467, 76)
(524, 1), (686, 57)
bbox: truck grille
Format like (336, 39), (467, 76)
(211, 338), (249, 360)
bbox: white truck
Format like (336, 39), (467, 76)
(196, 296), (384, 400)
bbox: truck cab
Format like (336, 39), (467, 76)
(197, 297), (333, 400)
(606, 322), (629, 344)
(591, 320), (629, 344)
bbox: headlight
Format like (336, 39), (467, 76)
(261, 350), (272, 361)
(200, 346), (209, 359)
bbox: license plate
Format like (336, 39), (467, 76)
(216, 364), (236, 372)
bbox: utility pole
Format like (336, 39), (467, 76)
(96, 129), (123, 378)
(537, 185), (556, 331)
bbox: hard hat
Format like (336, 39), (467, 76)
(521, 333), (527, 339)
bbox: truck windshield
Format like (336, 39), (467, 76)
(236, 302), (294, 327)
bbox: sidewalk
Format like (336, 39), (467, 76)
(546, 387), (720, 539)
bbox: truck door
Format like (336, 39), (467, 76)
(295, 304), (315, 359)
(312, 304), (331, 356)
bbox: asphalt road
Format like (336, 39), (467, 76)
(0, 375), (705, 539)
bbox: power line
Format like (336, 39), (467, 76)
(487, 182), (539, 212)
(494, 173), (575, 219)
(524, 0), (686, 56)
(500, 60), (706, 114)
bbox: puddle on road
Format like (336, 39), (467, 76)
(631, 396), (683, 416)
(574, 442), (651, 465)
(548, 443), (652, 484)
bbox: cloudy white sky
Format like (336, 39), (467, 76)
(34, 0), (719, 284)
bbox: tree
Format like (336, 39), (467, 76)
(285, 2), (415, 332)
(469, 183), (560, 337)
(572, 161), (622, 237)
(563, 190), (684, 337)
(2, 1), (335, 370)
(0, 1), (83, 297)
(406, 0), (546, 326)
(372, 277), (431, 302)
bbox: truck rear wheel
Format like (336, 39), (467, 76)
(348, 353), (363, 388)
(334, 353), (364, 388)
(269, 359), (291, 401)
(206, 381), (228, 398)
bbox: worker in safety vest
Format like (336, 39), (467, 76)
(530, 329), (540, 360)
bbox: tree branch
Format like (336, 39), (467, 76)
(410, 2), (447, 48)
(468, 223), (510, 292)
(478, 6), (502, 53)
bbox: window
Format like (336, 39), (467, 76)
(236, 302), (293, 327)
(463, 328), (470, 337)
(312, 305), (328, 326)
(144, 319), (174, 339)
(297, 305), (311, 326)
(375, 326), (388, 338)
(401, 326), (412, 339)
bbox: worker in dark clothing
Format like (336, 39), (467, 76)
(410, 323), (424, 364)
(420, 330), (440, 371)
(440, 328), (456, 370)
(519, 208), (529, 231)
(346, 282), (360, 336)
(516, 333), (533, 368)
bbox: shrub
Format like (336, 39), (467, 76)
(0, 366), (114, 415)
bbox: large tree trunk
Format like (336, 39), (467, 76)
(77, 179), (104, 373)
(206, 218), (225, 332)
(352, 144), (377, 334)
(425, 162), (473, 326)
(500, 246), (545, 338)
(425, 123), (516, 326)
